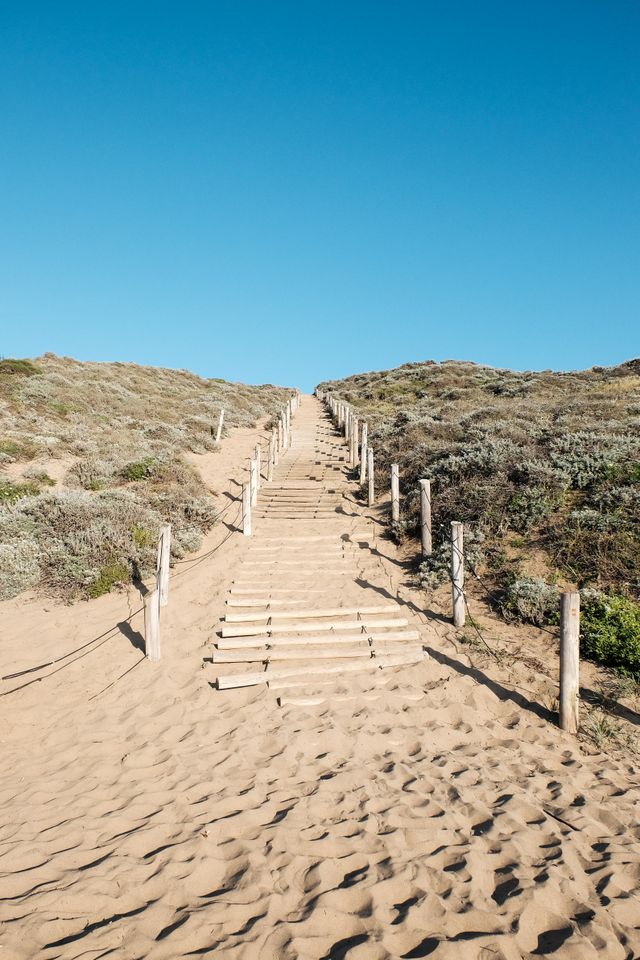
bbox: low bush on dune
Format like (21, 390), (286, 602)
(0, 354), (291, 601)
(318, 359), (640, 673)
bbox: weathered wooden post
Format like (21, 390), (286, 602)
(144, 588), (161, 661)
(350, 418), (359, 468)
(419, 480), (432, 557)
(242, 482), (252, 536)
(391, 464), (400, 522)
(250, 457), (258, 507)
(559, 592), (580, 733)
(215, 408), (225, 443)
(367, 447), (375, 506)
(359, 422), (368, 483)
(255, 443), (261, 490)
(278, 415), (284, 452)
(272, 426), (279, 466)
(451, 521), (465, 628)
(156, 524), (171, 607)
(267, 434), (274, 481)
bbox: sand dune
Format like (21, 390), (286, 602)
(1, 397), (639, 959)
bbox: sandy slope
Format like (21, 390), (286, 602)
(0, 397), (639, 960)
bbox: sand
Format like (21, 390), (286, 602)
(0, 396), (639, 959)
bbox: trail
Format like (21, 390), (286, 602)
(0, 396), (638, 960)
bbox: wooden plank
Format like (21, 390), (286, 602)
(217, 650), (427, 690)
(212, 643), (371, 663)
(217, 629), (420, 650)
(220, 617), (409, 638)
(224, 604), (397, 623)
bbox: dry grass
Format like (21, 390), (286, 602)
(318, 358), (640, 672)
(0, 354), (291, 600)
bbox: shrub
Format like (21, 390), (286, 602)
(0, 537), (41, 599)
(0, 479), (40, 503)
(0, 358), (42, 377)
(120, 457), (158, 481)
(502, 577), (559, 627)
(581, 593), (640, 677)
(87, 561), (131, 598)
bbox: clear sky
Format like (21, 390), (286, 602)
(1, 1), (638, 391)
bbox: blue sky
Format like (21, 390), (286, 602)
(1, 1), (638, 391)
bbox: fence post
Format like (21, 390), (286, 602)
(451, 521), (465, 627)
(215, 408), (225, 443)
(278, 416), (284, 452)
(267, 434), (274, 481)
(391, 464), (400, 523)
(350, 418), (359, 468)
(559, 592), (580, 733)
(419, 480), (432, 557)
(157, 524), (171, 607)
(242, 482), (252, 536)
(359, 422), (368, 483)
(144, 588), (161, 661)
(368, 447), (375, 506)
(255, 443), (261, 491)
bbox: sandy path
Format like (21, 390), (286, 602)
(0, 398), (639, 959)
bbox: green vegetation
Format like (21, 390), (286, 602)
(0, 479), (40, 503)
(87, 561), (130, 599)
(0, 358), (42, 377)
(0, 354), (291, 600)
(318, 358), (640, 673)
(581, 593), (640, 677)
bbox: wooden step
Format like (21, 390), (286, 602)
(216, 650), (428, 690)
(216, 630), (421, 650)
(220, 617), (409, 638)
(224, 604), (397, 623)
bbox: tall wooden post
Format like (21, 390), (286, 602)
(451, 521), (465, 628)
(157, 524), (171, 607)
(272, 426), (279, 466)
(359, 422), (368, 483)
(350, 419), (359, 468)
(267, 435), (274, 481)
(215, 408), (225, 443)
(419, 480), (432, 557)
(250, 457), (258, 507)
(255, 443), (261, 490)
(242, 482), (252, 536)
(559, 592), (580, 733)
(144, 588), (161, 661)
(391, 464), (400, 522)
(367, 447), (375, 506)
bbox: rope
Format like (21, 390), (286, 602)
(0, 408), (288, 697)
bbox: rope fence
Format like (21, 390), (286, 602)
(1, 390), (301, 692)
(319, 389), (582, 735)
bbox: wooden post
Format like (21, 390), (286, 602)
(419, 480), (432, 557)
(242, 482), (252, 536)
(255, 443), (261, 490)
(250, 457), (258, 506)
(391, 464), (400, 523)
(559, 592), (580, 733)
(144, 588), (161, 661)
(451, 521), (465, 628)
(278, 416), (284, 452)
(157, 524), (171, 607)
(272, 426), (279, 466)
(367, 447), (374, 506)
(215, 408), (225, 443)
(267, 434), (274, 481)
(350, 419), (359, 468)
(359, 423), (368, 483)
